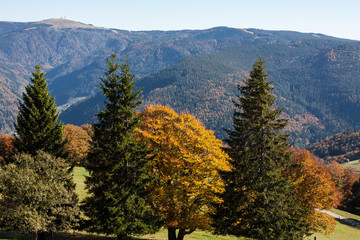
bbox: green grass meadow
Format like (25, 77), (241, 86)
(306, 220), (360, 240)
(331, 208), (360, 221)
(342, 160), (360, 174)
(1, 167), (360, 240)
(73, 167), (89, 201)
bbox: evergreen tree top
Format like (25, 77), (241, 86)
(96, 54), (142, 131)
(14, 65), (66, 159)
(228, 58), (288, 147)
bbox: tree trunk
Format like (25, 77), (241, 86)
(37, 232), (46, 240)
(177, 229), (186, 240)
(168, 227), (177, 240)
(117, 233), (128, 240)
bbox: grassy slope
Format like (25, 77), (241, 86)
(331, 209), (360, 221)
(342, 160), (360, 174)
(306, 220), (360, 240)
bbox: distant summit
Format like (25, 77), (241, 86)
(36, 18), (102, 29)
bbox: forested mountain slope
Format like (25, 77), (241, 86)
(308, 131), (360, 163)
(0, 19), (357, 143)
(61, 39), (360, 147)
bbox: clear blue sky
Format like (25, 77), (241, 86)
(1, 0), (360, 40)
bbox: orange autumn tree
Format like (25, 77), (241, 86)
(325, 161), (359, 208)
(0, 133), (15, 165)
(289, 149), (341, 234)
(81, 124), (94, 138)
(63, 124), (92, 166)
(137, 105), (231, 240)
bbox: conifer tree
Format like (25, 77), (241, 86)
(83, 55), (159, 240)
(213, 58), (309, 239)
(14, 65), (66, 158)
(11, 66), (77, 240)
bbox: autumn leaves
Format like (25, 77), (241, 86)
(137, 105), (231, 234)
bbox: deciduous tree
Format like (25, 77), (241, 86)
(213, 58), (309, 239)
(325, 161), (359, 208)
(288, 149), (341, 234)
(13, 65), (66, 159)
(63, 124), (91, 166)
(0, 133), (14, 165)
(81, 124), (94, 138)
(0, 151), (79, 240)
(137, 105), (231, 240)
(83, 55), (159, 240)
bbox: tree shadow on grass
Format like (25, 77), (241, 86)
(0, 232), (156, 240)
(0, 231), (31, 240)
(337, 218), (360, 229)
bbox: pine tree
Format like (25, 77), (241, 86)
(83, 55), (159, 240)
(14, 65), (66, 158)
(213, 58), (309, 239)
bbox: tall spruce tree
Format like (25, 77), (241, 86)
(11, 66), (77, 240)
(213, 59), (310, 239)
(14, 65), (66, 158)
(83, 55), (159, 240)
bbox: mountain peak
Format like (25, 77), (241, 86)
(37, 18), (102, 29)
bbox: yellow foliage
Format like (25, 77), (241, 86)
(137, 105), (231, 231)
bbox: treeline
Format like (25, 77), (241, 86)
(0, 56), (360, 240)
(307, 130), (360, 163)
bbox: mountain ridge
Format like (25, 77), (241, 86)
(36, 18), (102, 29)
